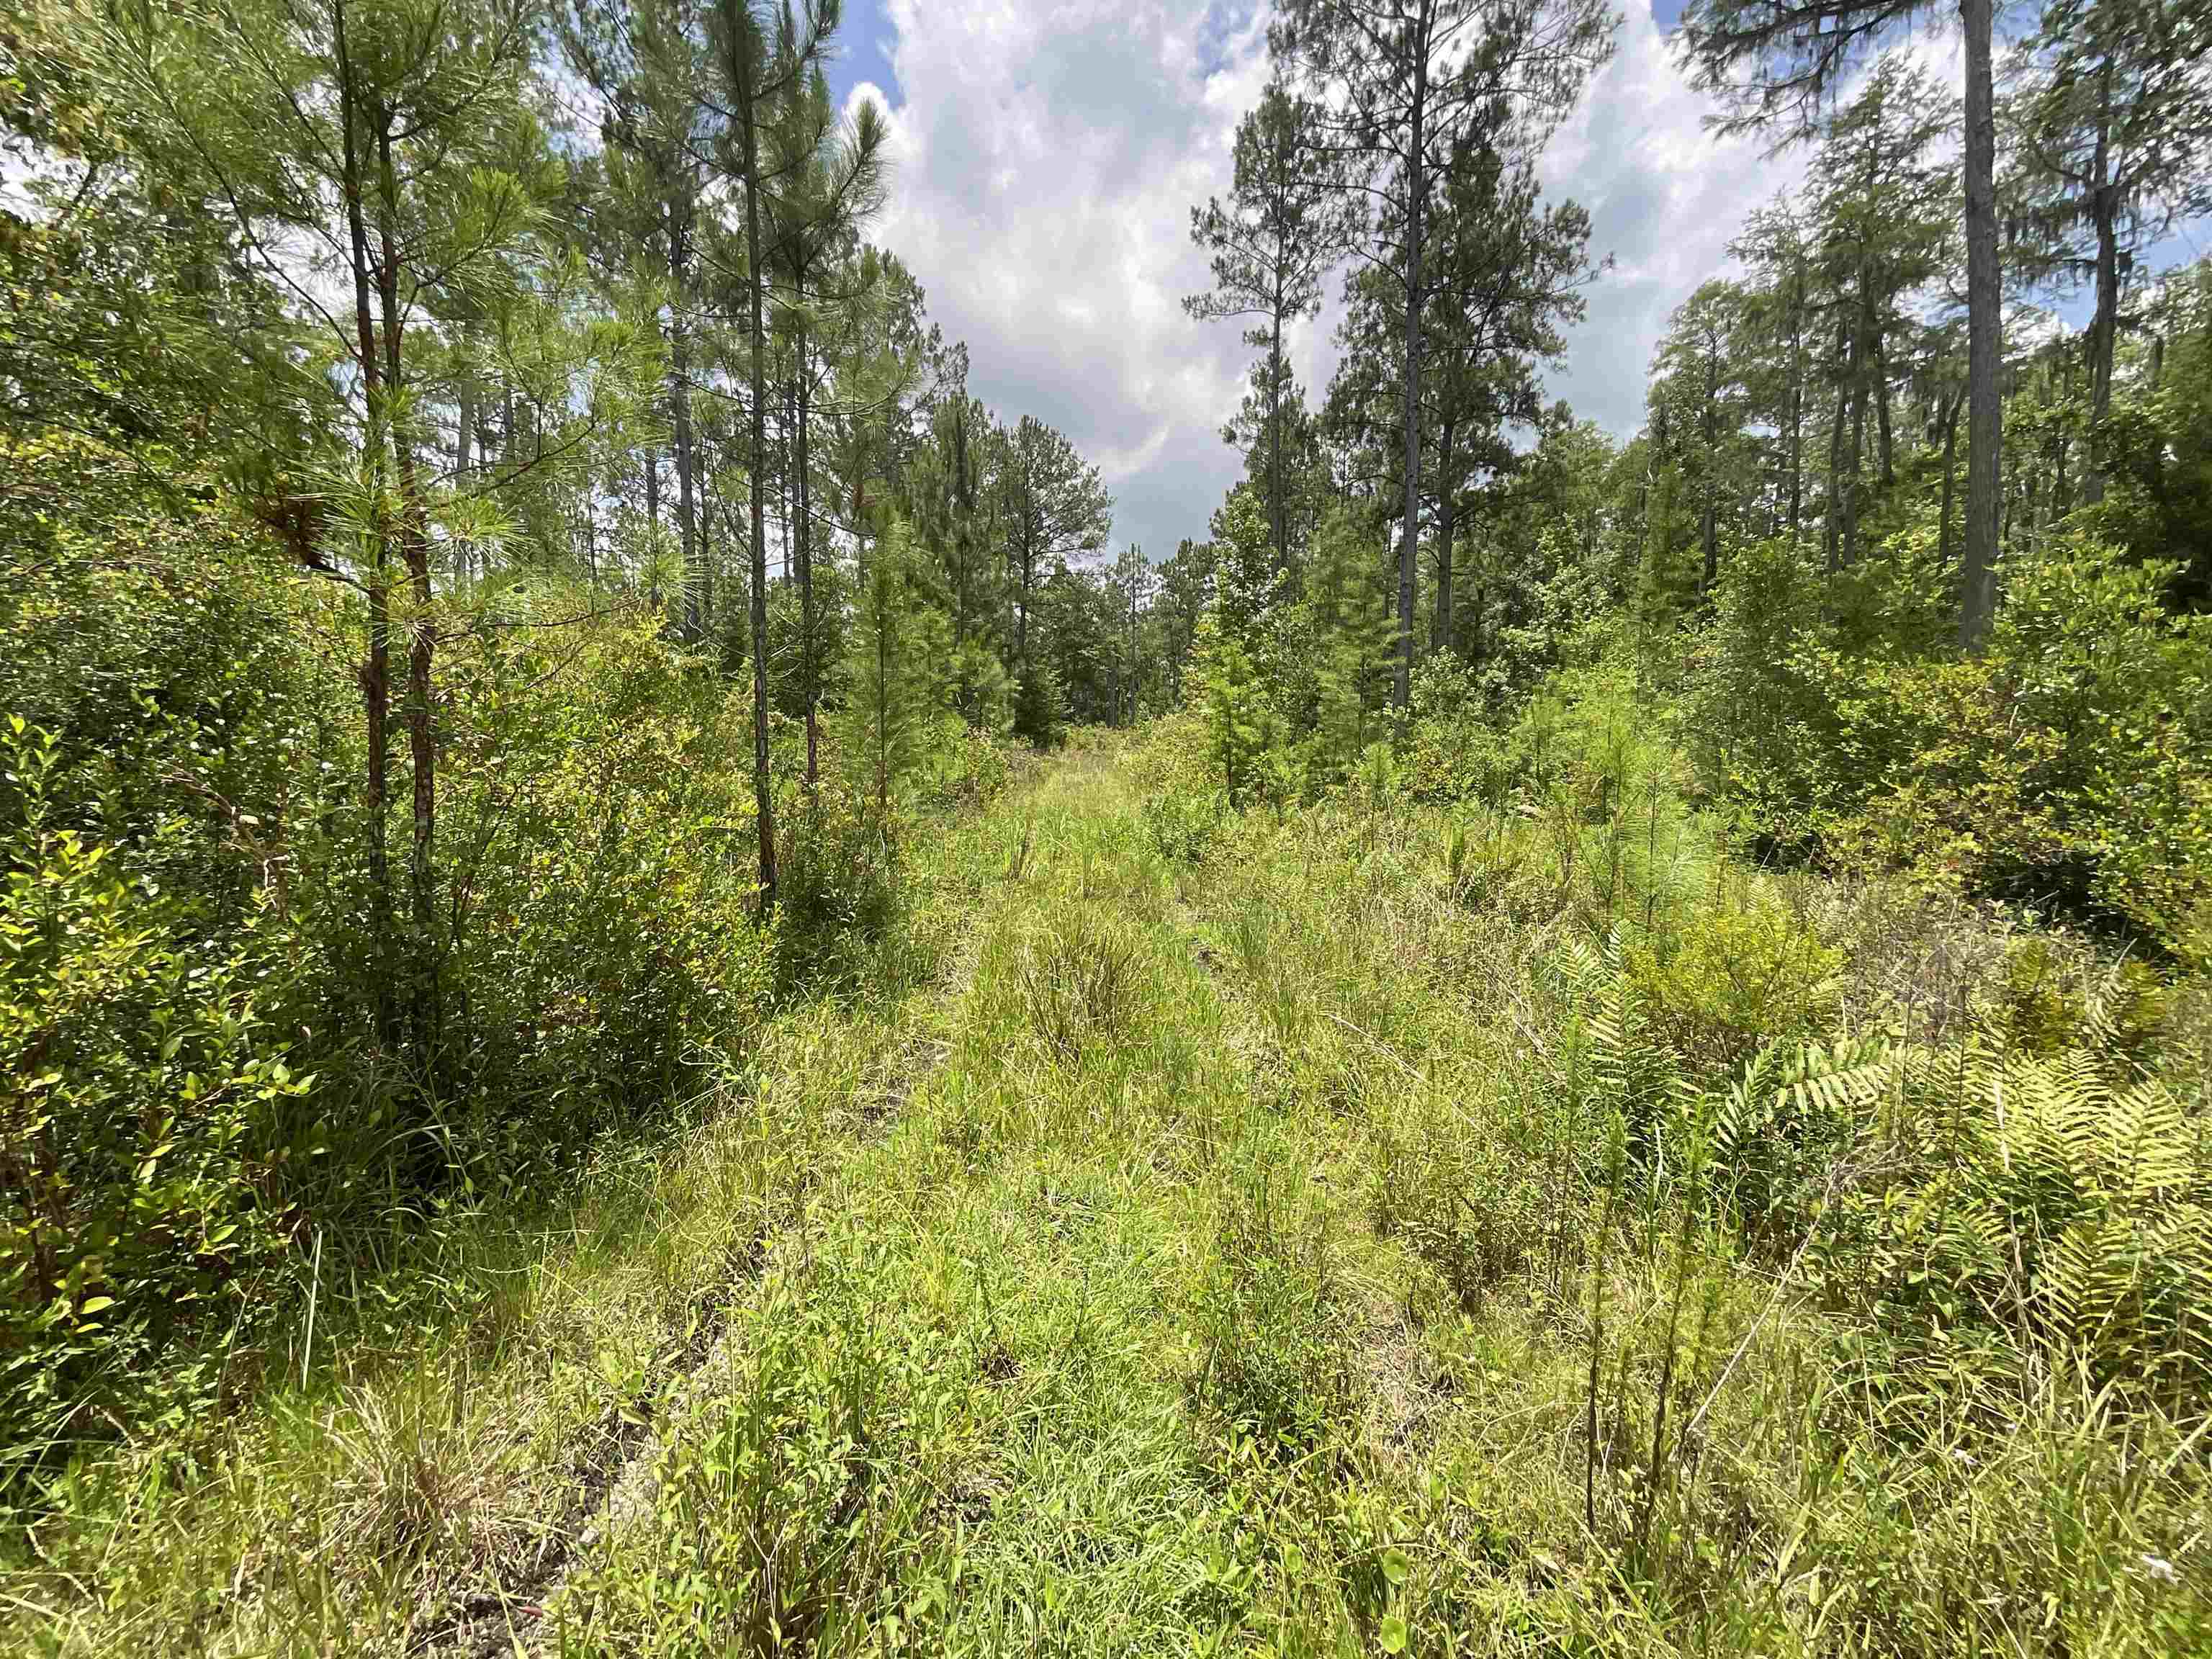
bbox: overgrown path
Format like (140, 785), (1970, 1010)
(20, 739), (2206, 1656)
(19, 743), (1479, 1655)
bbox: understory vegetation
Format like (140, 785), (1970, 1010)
(6, 733), (2207, 1654)
(6, 0), (2211, 1650)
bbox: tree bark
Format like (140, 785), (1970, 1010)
(669, 196), (703, 637)
(645, 446), (662, 610)
(1787, 269), (1805, 539)
(1433, 417), (1456, 652)
(1269, 306), (1287, 575)
(796, 313), (818, 789)
(2084, 54), (2116, 506)
(733, 27), (777, 906)
(1822, 320), (1849, 575)
(1938, 387), (1961, 567)
(333, 0), (395, 1048)
(1393, 22), (1428, 715)
(376, 120), (438, 1061)
(1701, 336), (1719, 593)
(1959, 0), (2002, 647)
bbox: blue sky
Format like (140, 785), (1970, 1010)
(820, 0), (2202, 563)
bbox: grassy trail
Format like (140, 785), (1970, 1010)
(14, 740), (2206, 1657)
(9, 745), (1447, 1655)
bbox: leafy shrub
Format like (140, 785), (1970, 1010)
(1691, 532), (2212, 962)
(934, 727), (1014, 810)
(1400, 657), (1506, 804)
(1143, 786), (1224, 866)
(773, 788), (902, 994)
(1, 722), (311, 1466)
(0, 474), (791, 1465)
(1629, 886), (1843, 1073)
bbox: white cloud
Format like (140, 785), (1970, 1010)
(858, 0), (1273, 561)
(860, 0), (1798, 557)
(1539, 1), (1807, 435)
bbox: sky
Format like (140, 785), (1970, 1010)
(814, 0), (2188, 565)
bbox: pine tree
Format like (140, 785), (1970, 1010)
(1273, 0), (1617, 710)
(2003, 0), (2212, 502)
(1184, 82), (1354, 575)
(839, 515), (950, 820)
(1676, 0), (2008, 646)
(1301, 505), (1399, 781)
(1187, 609), (1275, 808)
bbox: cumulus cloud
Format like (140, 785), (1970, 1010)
(1540, 3), (1807, 434)
(855, 0), (1797, 557)
(855, 0), (1272, 561)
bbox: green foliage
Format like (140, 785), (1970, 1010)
(1012, 659), (1064, 748)
(430, 606), (775, 1138)
(1629, 885), (1843, 1074)
(772, 790), (902, 995)
(0, 478), (783, 1470)
(1185, 611), (1278, 809)
(838, 517), (954, 819)
(1812, 1038), (2212, 1396)
(1008, 901), (1152, 1066)
(1192, 1145), (1351, 1455)
(1297, 505), (1397, 785)
(1143, 784), (1226, 866)
(1994, 538), (2212, 958)
(1689, 531), (2212, 962)
(1, 721), (310, 1465)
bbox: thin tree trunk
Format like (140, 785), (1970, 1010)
(1874, 338), (1894, 487)
(1433, 418), (1456, 652)
(1787, 272), (1805, 539)
(334, 0), (394, 1047)
(1959, 0), (2002, 646)
(1270, 306), (1287, 575)
(669, 196), (702, 637)
(1393, 29), (1428, 714)
(1938, 388), (1961, 566)
(1823, 325), (1849, 575)
(2084, 55), (2116, 506)
(733, 28), (777, 906)
(375, 123), (438, 1062)
(797, 314), (818, 789)
(1701, 338), (1719, 592)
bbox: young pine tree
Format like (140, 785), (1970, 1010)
(1186, 608), (1277, 808)
(1301, 507), (1399, 783)
(840, 514), (950, 820)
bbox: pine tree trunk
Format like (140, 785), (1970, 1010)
(1787, 273), (1805, 539)
(1823, 323), (1849, 575)
(645, 446), (660, 611)
(1959, 0), (2003, 647)
(670, 196), (702, 638)
(334, 1), (395, 1047)
(375, 125), (439, 1061)
(797, 313), (818, 789)
(2084, 55), (2116, 506)
(733, 25), (777, 907)
(1269, 307), (1287, 575)
(1433, 418), (1456, 652)
(1393, 29), (1428, 715)
(1701, 339), (1719, 592)
(1938, 388), (1961, 567)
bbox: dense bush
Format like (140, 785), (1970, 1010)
(1687, 532), (2212, 964)
(0, 462), (788, 1472)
